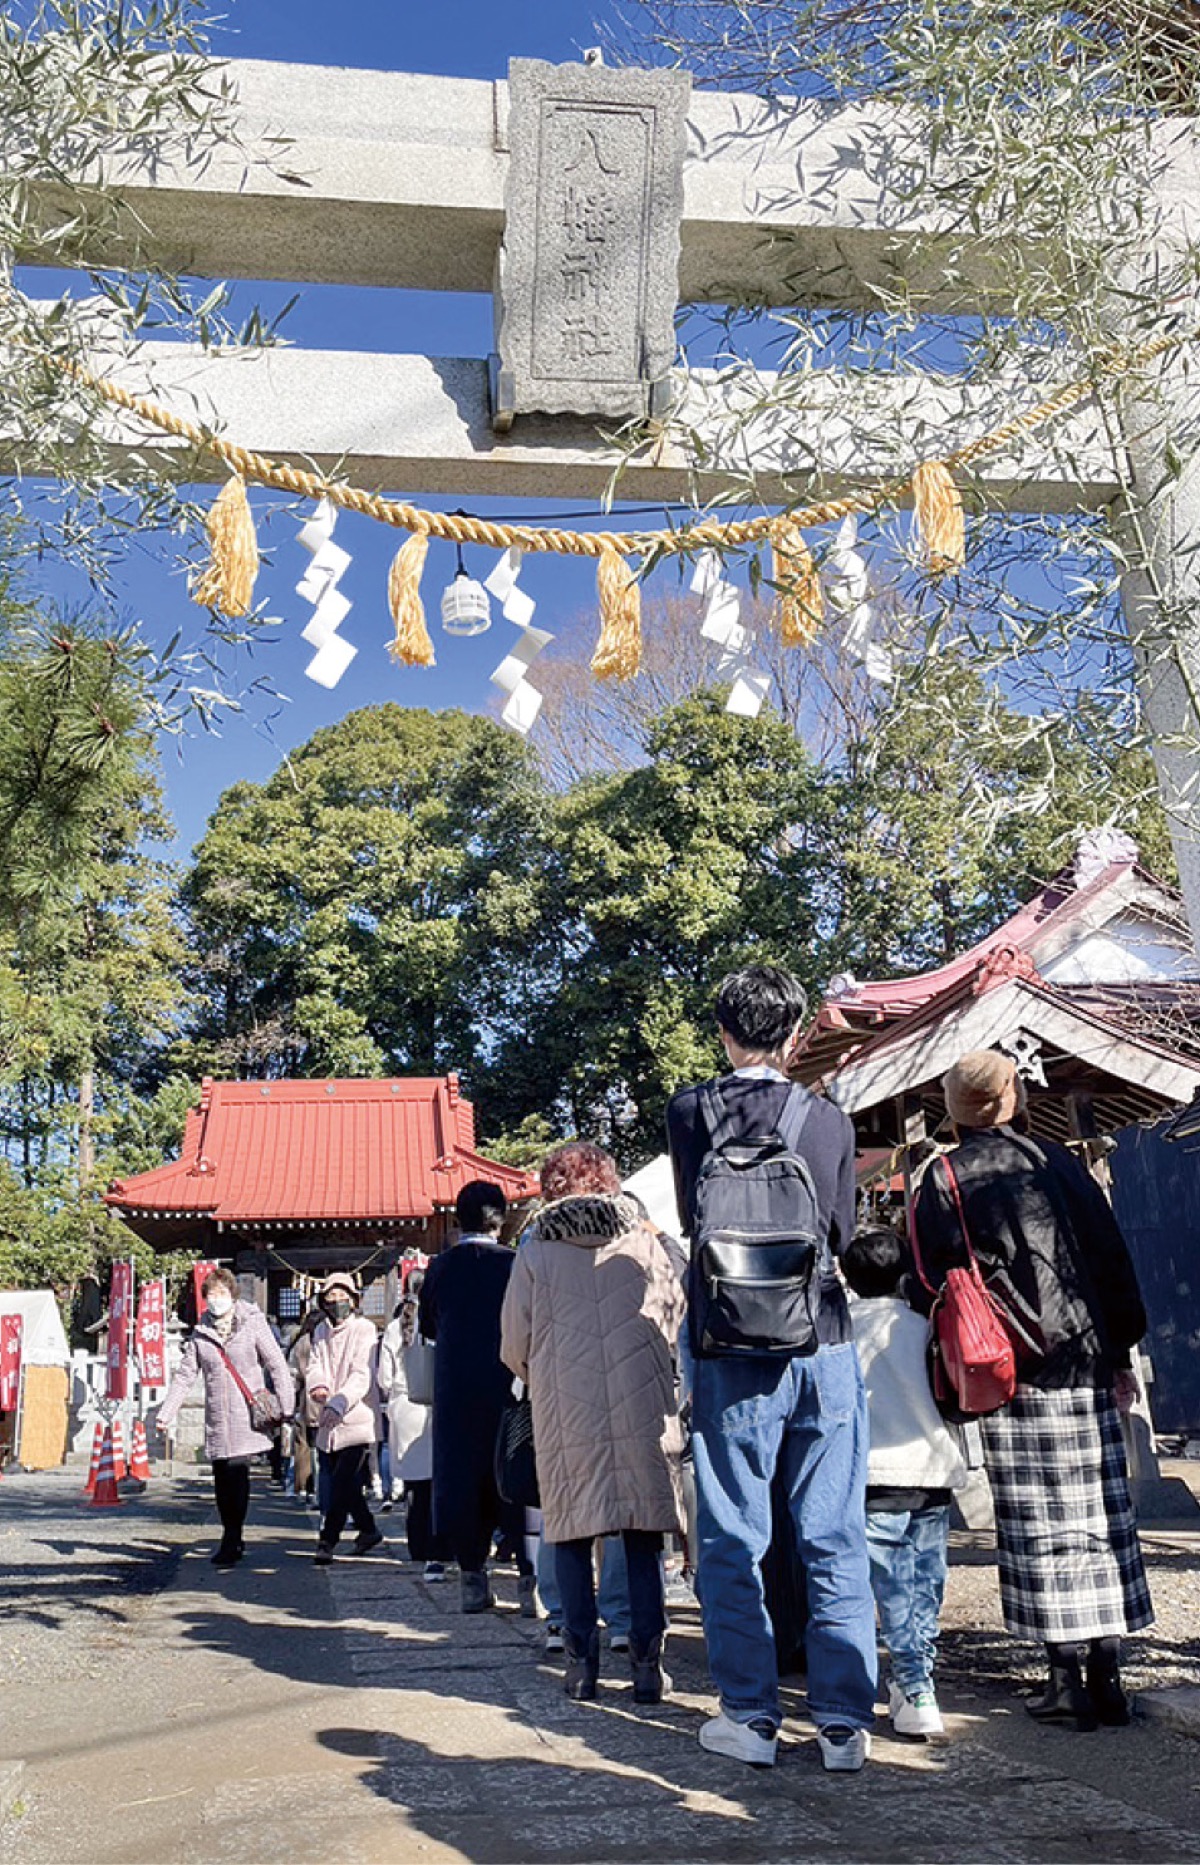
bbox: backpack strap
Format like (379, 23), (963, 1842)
(775, 1082), (813, 1156)
(700, 1080), (736, 1150)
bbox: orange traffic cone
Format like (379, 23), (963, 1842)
(110, 1413), (127, 1482)
(90, 1428), (123, 1508)
(83, 1421), (104, 1494)
(128, 1419), (151, 1483)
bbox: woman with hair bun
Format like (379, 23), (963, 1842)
(501, 1141), (686, 1705)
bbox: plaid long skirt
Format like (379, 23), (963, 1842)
(980, 1385), (1154, 1644)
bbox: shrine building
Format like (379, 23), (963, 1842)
(105, 1075), (538, 1329)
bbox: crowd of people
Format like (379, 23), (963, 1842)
(157, 964), (1153, 1767)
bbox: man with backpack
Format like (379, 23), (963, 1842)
(666, 964), (877, 1770)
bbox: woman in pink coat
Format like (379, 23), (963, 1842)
(157, 1266), (294, 1569)
(307, 1271), (384, 1564)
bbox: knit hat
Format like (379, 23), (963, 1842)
(942, 1050), (1018, 1129)
(320, 1271), (358, 1302)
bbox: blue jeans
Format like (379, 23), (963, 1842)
(865, 1503), (950, 1697)
(691, 1342), (877, 1731)
(555, 1531), (665, 1652)
(537, 1531), (632, 1637)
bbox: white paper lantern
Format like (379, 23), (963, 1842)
(440, 571), (492, 636)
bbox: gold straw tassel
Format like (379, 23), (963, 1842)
(387, 531), (436, 667)
(192, 475), (258, 616)
(770, 517), (823, 647)
(591, 546), (642, 681)
(911, 461), (966, 574)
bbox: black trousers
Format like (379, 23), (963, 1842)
(556, 1530), (665, 1652)
(212, 1458), (251, 1544)
(404, 1479), (452, 1563)
(444, 1478), (534, 1576)
(321, 1444), (376, 1547)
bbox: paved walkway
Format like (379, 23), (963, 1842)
(2, 1469), (1200, 1863)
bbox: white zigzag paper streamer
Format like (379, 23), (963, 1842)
(487, 549), (550, 734)
(825, 515), (892, 680)
(694, 563), (770, 719)
(297, 497), (357, 688)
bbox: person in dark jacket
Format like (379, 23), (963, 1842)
(666, 964), (876, 1774)
(418, 1180), (536, 1614)
(914, 1048), (1152, 1731)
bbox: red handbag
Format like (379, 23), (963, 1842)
(912, 1158), (1017, 1416)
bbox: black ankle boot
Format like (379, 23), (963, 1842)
(1026, 1644), (1098, 1731)
(629, 1635), (670, 1705)
(563, 1629), (600, 1701)
(1086, 1639), (1131, 1726)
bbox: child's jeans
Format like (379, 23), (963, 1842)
(865, 1501), (950, 1697)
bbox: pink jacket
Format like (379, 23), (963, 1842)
(307, 1314), (380, 1451)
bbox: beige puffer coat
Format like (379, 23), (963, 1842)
(500, 1192), (687, 1544)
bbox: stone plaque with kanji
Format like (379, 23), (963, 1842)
(492, 58), (691, 429)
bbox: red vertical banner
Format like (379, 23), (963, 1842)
(135, 1279), (167, 1386)
(107, 1261), (135, 1400)
(0, 1315), (22, 1411)
(191, 1261), (219, 1320)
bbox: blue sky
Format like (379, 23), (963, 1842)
(24, 0), (691, 856)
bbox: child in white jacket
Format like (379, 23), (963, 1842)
(844, 1224), (967, 1738)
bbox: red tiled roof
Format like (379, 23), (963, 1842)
(105, 1075), (538, 1226)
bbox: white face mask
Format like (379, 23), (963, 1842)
(206, 1293), (234, 1318)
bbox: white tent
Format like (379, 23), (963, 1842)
(0, 1289), (70, 1364)
(622, 1154), (681, 1239)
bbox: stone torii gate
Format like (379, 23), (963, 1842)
(12, 53), (1200, 937)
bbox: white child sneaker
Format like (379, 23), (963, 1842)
(816, 1724), (872, 1772)
(698, 1710), (779, 1768)
(889, 1683), (944, 1737)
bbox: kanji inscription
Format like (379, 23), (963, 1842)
(493, 59), (691, 428)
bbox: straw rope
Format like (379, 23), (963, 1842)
(37, 323), (1198, 558)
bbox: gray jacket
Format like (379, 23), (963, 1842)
(158, 1301), (294, 1460)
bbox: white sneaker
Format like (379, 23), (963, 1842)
(817, 1724), (871, 1772)
(698, 1710), (778, 1768)
(889, 1682), (944, 1737)
(545, 1622), (564, 1653)
(423, 1561), (447, 1582)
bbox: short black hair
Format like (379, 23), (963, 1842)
(715, 964), (808, 1051)
(842, 1224), (908, 1300)
(455, 1179), (507, 1234)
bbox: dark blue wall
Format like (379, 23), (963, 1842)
(1112, 1122), (1200, 1435)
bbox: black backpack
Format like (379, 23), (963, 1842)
(690, 1081), (823, 1359)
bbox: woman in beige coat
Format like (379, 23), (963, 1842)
(501, 1142), (686, 1704)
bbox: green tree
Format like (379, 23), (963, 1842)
(545, 690), (831, 1161)
(179, 705), (555, 1087)
(0, 615), (187, 1287)
(822, 660), (1176, 975)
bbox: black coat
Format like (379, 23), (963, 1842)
(417, 1240), (516, 1531)
(665, 1073), (857, 1348)
(913, 1125), (1147, 1387)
